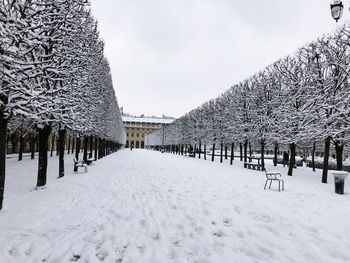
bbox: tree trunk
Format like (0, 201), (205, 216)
(261, 139), (265, 171)
(18, 134), (24, 161)
(288, 143), (296, 176)
(103, 139), (105, 157)
(94, 137), (98, 161)
(193, 144), (196, 158)
(11, 134), (17, 154)
(30, 135), (36, 159)
(204, 144), (206, 160)
(58, 129), (66, 178)
(211, 143), (215, 162)
(220, 142), (223, 163)
(273, 143), (278, 166)
(56, 137), (59, 156)
(37, 125), (51, 187)
(334, 141), (343, 171)
(75, 136), (81, 160)
(98, 138), (102, 159)
(198, 142), (201, 159)
(83, 136), (88, 163)
(240, 142), (243, 161)
(230, 142), (234, 165)
(67, 136), (71, 154)
(50, 134), (55, 157)
(225, 146), (228, 160)
(0, 116), (8, 210)
(249, 141), (252, 157)
(89, 136), (93, 159)
(312, 141), (316, 172)
(322, 137), (331, 183)
(244, 139), (248, 163)
(71, 136), (75, 154)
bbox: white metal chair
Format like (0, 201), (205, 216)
(264, 168), (284, 191)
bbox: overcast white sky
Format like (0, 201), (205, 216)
(90, 0), (348, 118)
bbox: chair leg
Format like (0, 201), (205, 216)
(278, 181), (280, 191)
(264, 180), (268, 189)
(282, 181), (284, 191)
(269, 180), (272, 189)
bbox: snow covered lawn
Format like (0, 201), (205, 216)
(1, 149), (350, 263)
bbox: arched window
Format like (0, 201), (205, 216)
(126, 140), (129, 148)
(136, 141), (140, 148)
(141, 141), (145, 149)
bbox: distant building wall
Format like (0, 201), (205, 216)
(122, 116), (174, 149)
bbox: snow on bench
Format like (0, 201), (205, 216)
(73, 158), (88, 173)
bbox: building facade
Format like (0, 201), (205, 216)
(122, 116), (174, 149)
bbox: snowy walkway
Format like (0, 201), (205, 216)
(1, 150), (350, 263)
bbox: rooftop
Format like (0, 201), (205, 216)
(122, 116), (175, 124)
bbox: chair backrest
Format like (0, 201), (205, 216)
(264, 167), (275, 179)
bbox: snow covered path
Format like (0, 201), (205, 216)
(1, 149), (350, 263)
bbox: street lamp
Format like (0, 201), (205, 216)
(330, 0), (344, 22)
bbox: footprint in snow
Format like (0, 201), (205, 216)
(222, 218), (232, 227)
(137, 245), (146, 254)
(71, 255), (80, 262)
(96, 249), (109, 261)
(234, 206), (241, 214)
(213, 230), (225, 238)
(152, 233), (161, 241)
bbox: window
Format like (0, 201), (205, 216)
(137, 133), (139, 137)
(131, 133), (134, 137)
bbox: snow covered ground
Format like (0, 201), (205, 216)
(0, 149), (350, 263)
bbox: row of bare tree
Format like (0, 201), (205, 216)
(0, 0), (125, 210)
(146, 24), (350, 182)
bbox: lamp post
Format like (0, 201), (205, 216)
(330, 0), (344, 22)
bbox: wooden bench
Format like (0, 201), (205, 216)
(73, 158), (88, 173)
(188, 152), (195, 158)
(244, 162), (262, 170)
(86, 158), (94, 165)
(264, 168), (284, 191)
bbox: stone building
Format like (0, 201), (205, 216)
(122, 116), (174, 149)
